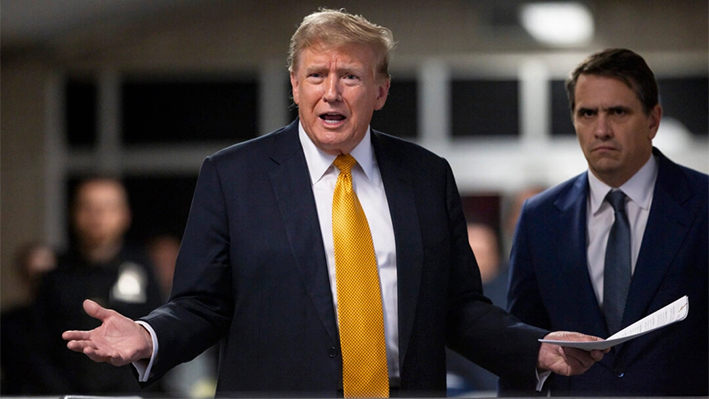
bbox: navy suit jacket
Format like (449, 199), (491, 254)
(502, 148), (708, 396)
(140, 120), (547, 397)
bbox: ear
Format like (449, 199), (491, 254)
(374, 78), (391, 111)
(647, 104), (662, 140)
(290, 71), (300, 105)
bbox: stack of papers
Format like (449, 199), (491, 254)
(539, 295), (689, 351)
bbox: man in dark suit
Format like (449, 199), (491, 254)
(63, 9), (606, 397)
(502, 48), (708, 396)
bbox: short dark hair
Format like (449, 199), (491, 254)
(566, 48), (659, 116)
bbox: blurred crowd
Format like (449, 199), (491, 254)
(1, 177), (217, 398)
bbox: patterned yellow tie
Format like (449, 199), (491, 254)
(332, 154), (389, 398)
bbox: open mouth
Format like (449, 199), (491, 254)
(320, 113), (346, 124)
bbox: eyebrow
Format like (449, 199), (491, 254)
(303, 62), (365, 75)
(576, 105), (632, 113)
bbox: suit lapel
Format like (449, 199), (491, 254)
(267, 121), (339, 346)
(554, 174), (609, 337)
(371, 132), (423, 368)
(622, 151), (693, 330)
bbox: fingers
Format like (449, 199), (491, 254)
(560, 347), (596, 373)
(83, 346), (133, 367)
(538, 333), (609, 377)
(544, 331), (604, 342)
(66, 340), (120, 365)
(62, 330), (90, 341)
(83, 299), (112, 321)
(590, 348), (608, 361)
(66, 338), (92, 353)
(83, 346), (113, 364)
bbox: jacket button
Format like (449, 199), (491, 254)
(614, 369), (624, 378)
(328, 347), (338, 358)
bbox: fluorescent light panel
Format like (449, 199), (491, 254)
(519, 2), (594, 46)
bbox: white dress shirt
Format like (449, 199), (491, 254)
(586, 155), (658, 307)
(299, 123), (401, 382)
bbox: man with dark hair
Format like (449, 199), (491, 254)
(503, 48), (708, 396)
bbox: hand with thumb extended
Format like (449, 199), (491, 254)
(63, 299), (153, 367)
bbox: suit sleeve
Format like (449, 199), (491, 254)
(441, 161), (548, 391)
(139, 156), (234, 383)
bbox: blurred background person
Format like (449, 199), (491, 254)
(147, 233), (182, 300)
(501, 186), (546, 260)
(146, 233), (218, 398)
(1, 242), (60, 394)
(34, 176), (163, 395)
(467, 223), (507, 305)
(446, 222), (508, 396)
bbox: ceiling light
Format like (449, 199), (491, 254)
(519, 2), (594, 46)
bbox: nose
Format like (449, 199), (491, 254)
(595, 113), (612, 139)
(323, 76), (342, 103)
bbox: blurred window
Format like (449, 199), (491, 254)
(550, 79), (575, 137)
(121, 77), (259, 145)
(451, 79), (519, 137)
(66, 77), (98, 148)
(372, 79), (418, 139)
(657, 77), (708, 137)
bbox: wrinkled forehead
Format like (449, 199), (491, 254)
(295, 41), (374, 66)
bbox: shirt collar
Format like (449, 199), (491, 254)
(588, 154), (658, 215)
(298, 121), (375, 184)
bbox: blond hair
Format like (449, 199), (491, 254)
(287, 8), (396, 80)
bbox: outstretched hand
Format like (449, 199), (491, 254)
(538, 331), (608, 376)
(62, 299), (153, 367)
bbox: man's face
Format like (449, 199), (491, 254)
(573, 74), (661, 187)
(73, 181), (131, 249)
(290, 43), (390, 155)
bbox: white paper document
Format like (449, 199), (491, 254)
(539, 295), (689, 351)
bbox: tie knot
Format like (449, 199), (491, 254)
(334, 154), (357, 175)
(606, 190), (627, 212)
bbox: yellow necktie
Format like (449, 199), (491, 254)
(332, 154), (389, 398)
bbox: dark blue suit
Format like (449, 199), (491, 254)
(140, 120), (547, 397)
(502, 148), (708, 396)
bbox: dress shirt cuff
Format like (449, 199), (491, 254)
(536, 368), (551, 392)
(133, 320), (158, 382)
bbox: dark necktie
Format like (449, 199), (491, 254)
(603, 190), (632, 335)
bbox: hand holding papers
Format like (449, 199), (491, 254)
(539, 296), (689, 351)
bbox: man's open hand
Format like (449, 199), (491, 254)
(62, 299), (153, 367)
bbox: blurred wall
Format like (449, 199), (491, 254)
(2, 0), (707, 310)
(1, 62), (53, 307)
